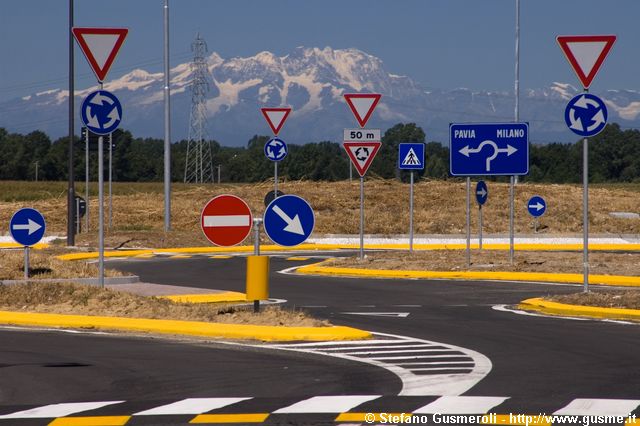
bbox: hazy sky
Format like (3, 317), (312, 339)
(0, 0), (638, 102)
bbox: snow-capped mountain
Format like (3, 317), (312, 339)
(3, 46), (640, 145)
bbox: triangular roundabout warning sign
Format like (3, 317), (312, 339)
(72, 27), (128, 82)
(556, 35), (616, 89)
(344, 93), (381, 128)
(343, 141), (381, 177)
(261, 107), (291, 135)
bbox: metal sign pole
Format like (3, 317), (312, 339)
(583, 133), (589, 292)
(466, 177), (471, 267)
(253, 218), (262, 313)
(24, 247), (29, 280)
(509, 176), (515, 264)
(98, 135), (105, 288)
(409, 171), (414, 253)
(76, 198), (80, 234)
(85, 129), (89, 232)
(360, 176), (365, 260)
(274, 162), (278, 199)
(109, 132), (113, 230)
(349, 163), (353, 182)
(479, 204), (483, 250)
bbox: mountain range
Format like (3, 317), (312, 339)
(2, 46), (640, 146)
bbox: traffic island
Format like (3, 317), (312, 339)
(519, 295), (640, 322)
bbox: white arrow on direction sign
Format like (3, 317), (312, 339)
(90, 92), (114, 106)
(459, 140), (517, 171)
(528, 202), (545, 211)
(86, 109), (100, 128)
(342, 312), (410, 318)
(476, 187), (487, 198)
(12, 219), (42, 235)
(104, 107), (121, 129)
(272, 205), (304, 235)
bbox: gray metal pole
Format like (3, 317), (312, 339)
(253, 218), (261, 256)
(76, 197), (80, 234)
(583, 134), (589, 292)
(466, 177), (471, 267)
(274, 162), (278, 198)
(24, 247), (29, 280)
(359, 176), (364, 260)
(85, 128), (89, 232)
(98, 135), (104, 287)
(67, 0), (75, 246)
(479, 205), (483, 250)
(163, 0), (172, 232)
(513, 0), (520, 186)
(349, 162), (353, 182)
(509, 176), (515, 264)
(217, 165), (221, 183)
(108, 132), (113, 230)
(409, 171), (414, 253)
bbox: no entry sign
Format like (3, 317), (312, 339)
(201, 195), (253, 246)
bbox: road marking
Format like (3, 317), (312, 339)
(209, 255), (232, 259)
(48, 416), (130, 426)
(335, 412), (413, 422)
(413, 396), (509, 414)
(134, 397), (250, 415)
(342, 312), (410, 318)
(342, 348), (459, 355)
(554, 399), (640, 416)
(203, 215), (250, 227)
(319, 344), (441, 351)
(190, 413), (269, 423)
(0, 402), (124, 419)
(273, 395), (380, 413)
(286, 256), (310, 261)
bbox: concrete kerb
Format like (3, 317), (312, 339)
(519, 297), (640, 322)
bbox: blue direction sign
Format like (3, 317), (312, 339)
(527, 196), (547, 218)
(10, 208), (46, 247)
(450, 123), (529, 176)
(564, 93), (608, 137)
(264, 195), (314, 247)
(475, 180), (488, 206)
(264, 137), (288, 162)
(81, 90), (123, 135)
(398, 143), (425, 170)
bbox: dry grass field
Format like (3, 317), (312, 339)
(1, 179), (640, 249)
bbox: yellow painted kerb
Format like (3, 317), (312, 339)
(519, 298), (640, 321)
(161, 291), (247, 304)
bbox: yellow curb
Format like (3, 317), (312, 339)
(0, 242), (49, 249)
(297, 261), (640, 287)
(161, 291), (247, 303)
(0, 310), (371, 342)
(58, 250), (153, 261)
(190, 413), (270, 423)
(519, 297), (640, 321)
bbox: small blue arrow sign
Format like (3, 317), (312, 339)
(398, 143), (425, 170)
(81, 90), (123, 135)
(10, 208), (46, 247)
(264, 195), (314, 247)
(564, 93), (607, 137)
(264, 137), (288, 162)
(527, 196), (547, 218)
(475, 180), (488, 206)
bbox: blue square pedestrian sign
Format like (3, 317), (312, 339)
(398, 143), (425, 170)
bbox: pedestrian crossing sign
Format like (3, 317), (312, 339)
(398, 143), (425, 170)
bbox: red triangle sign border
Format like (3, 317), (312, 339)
(556, 35), (616, 89)
(72, 27), (129, 83)
(261, 107), (292, 136)
(344, 93), (382, 128)
(343, 141), (382, 177)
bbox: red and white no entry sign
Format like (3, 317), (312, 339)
(201, 194), (253, 247)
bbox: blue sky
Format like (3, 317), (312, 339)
(0, 0), (638, 102)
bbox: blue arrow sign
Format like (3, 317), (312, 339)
(264, 137), (288, 162)
(564, 93), (608, 137)
(81, 90), (123, 135)
(450, 123), (529, 176)
(398, 143), (425, 170)
(264, 195), (314, 247)
(527, 196), (547, 218)
(475, 180), (488, 206)
(10, 208), (46, 247)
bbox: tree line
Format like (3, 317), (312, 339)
(0, 123), (639, 183)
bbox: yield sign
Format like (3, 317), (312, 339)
(261, 107), (291, 135)
(72, 27), (129, 82)
(344, 93), (381, 128)
(343, 141), (381, 177)
(556, 35), (616, 89)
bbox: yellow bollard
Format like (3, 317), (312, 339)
(246, 255), (269, 312)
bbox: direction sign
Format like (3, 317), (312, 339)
(10, 208), (46, 247)
(475, 181), (488, 206)
(557, 35), (616, 89)
(75, 195), (87, 218)
(564, 93), (608, 137)
(72, 27), (128, 82)
(343, 141), (382, 177)
(81, 90), (123, 135)
(398, 143), (425, 170)
(344, 93), (381, 128)
(264, 189), (285, 207)
(527, 196), (547, 218)
(201, 195), (253, 247)
(264, 138), (288, 162)
(450, 123), (529, 176)
(264, 195), (315, 247)
(261, 107), (291, 135)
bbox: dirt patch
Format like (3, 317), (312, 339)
(546, 291), (640, 310)
(327, 250), (640, 276)
(0, 282), (327, 327)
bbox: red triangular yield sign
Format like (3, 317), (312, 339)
(72, 27), (129, 82)
(261, 107), (291, 135)
(343, 141), (381, 177)
(344, 93), (381, 128)
(557, 35), (616, 89)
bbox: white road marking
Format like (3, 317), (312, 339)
(554, 398), (640, 416)
(319, 344), (440, 351)
(342, 312), (410, 318)
(492, 304), (637, 325)
(414, 396), (509, 414)
(342, 349), (458, 355)
(134, 398), (250, 415)
(0, 401), (124, 419)
(273, 395), (379, 413)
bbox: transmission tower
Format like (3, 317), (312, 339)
(184, 34), (214, 183)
